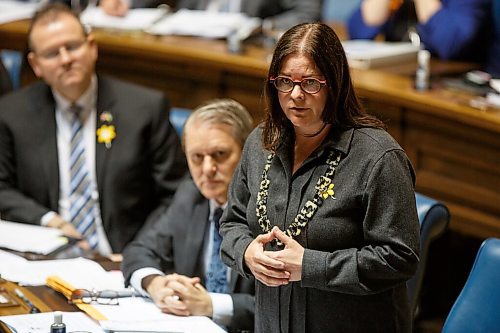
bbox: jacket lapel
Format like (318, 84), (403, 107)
(95, 76), (116, 196)
(182, 200), (210, 276)
(36, 86), (59, 211)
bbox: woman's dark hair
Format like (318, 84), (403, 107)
(262, 22), (385, 151)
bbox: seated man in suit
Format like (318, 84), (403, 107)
(100, 0), (321, 30)
(0, 3), (187, 255)
(122, 99), (255, 332)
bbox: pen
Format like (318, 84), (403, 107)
(116, 287), (140, 298)
(98, 288), (140, 299)
(14, 288), (41, 314)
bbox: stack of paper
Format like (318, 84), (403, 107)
(342, 40), (420, 69)
(0, 1), (38, 25)
(147, 9), (261, 39)
(80, 7), (168, 31)
(0, 220), (68, 255)
(0, 312), (104, 333)
(0, 250), (124, 287)
(101, 317), (227, 333)
(97, 297), (227, 332)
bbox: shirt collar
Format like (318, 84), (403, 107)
(322, 127), (354, 156)
(52, 75), (97, 122)
(209, 199), (227, 218)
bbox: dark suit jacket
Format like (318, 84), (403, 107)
(0, 61), (12, 97)
(0, 75), (187, 252)
(122, 179), (255, 333)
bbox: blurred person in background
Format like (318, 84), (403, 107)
(348, 0), (499, 76)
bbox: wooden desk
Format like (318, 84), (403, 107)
(0, 280), (76, 332)
(0, 19), (270, 120)
(1, 20), (499, 239)
(0, 253), (119, 332)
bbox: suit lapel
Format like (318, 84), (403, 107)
(182, 200), (210, 276)
(95, 76), (116, 196)
(36, 86), (59, 211)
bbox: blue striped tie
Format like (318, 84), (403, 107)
(205, 208), (228, 293)
(69, 104), (98, 249)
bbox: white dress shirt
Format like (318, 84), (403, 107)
(40, 75), (112, 256)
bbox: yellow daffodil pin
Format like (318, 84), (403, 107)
(319, 183), (335, 200)
(97, 124), (116, 149)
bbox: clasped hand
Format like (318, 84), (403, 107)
(244, 226), (304, 287)
(146, 274), (213, 317)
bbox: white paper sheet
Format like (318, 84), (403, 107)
(0, 220), (68, 255)
(0, 1), (38, 25)
(342, 40), (420, 69)
(100, 317), (227, 333)
(146, 9), (261, 39)
(95, 297), (226, 332)
(0, 311), (104, 333)
(0, 250), (125, 288)
(81, 7), (168, 30)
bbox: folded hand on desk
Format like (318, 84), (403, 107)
(145, 273), (213, 318)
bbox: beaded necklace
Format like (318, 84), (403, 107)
(255, 150), (342, 244)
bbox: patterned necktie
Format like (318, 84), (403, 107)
(68, 104), (98, 249)
(205, 208), (228, 293)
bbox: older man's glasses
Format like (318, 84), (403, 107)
(270, 76), (327, 94)
(69, 289), (120, 305)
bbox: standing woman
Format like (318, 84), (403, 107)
(220, 22), (420, 333)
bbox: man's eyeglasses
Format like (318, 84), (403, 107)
(269, 76), (327, 94)
(69, 289), (120, 305)
(35, 40), (88, 60)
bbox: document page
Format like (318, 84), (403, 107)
(96, 297), (227, 332)
(0, 251), (123, 288)
(147, 9), (261, 39)
(81, 7), (167, 30)
(0, 220), (68, 255)
(101, 317), (227, 333)
(342, 40), (419, 69)
(0, 311), (104, 333)
(0, 1), (38, 24)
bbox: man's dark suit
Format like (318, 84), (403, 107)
(122, 179), (255, 333)
(0, 75), (187, 252)
(0, 61), (12, 97)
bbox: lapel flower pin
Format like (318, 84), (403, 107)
(100, 111), (113, 123)
(97, 111), (116, 149)
(318, 182), (335, 200)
